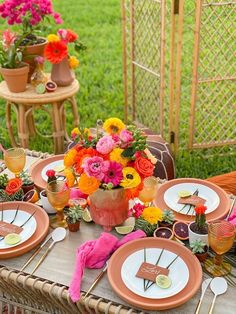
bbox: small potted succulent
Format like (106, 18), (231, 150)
(0, 174), (24, 201)
(190, 239), (208, 262)
(19, 170), (34, 194)
(159, 209), (175, 228)
(66, 206), (84, 232)
(188, 205), (208, 246)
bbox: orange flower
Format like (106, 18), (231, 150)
(134, 156), (154, 178)
(66, 29), (78, 42)
(74, 147), (98, 174)
(64, 148), (77, 167)
(5, 178), (22, 195)
(125, 182), (144, 200)
(44, 40), (68, 64)
(64, 167), (76, 187)
(78, 173), (100, 195)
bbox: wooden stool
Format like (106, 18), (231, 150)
(0, 79), (79, 154)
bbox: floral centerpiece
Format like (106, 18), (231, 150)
(44, 28), (85, 86)
(0, 174), (24, 202)
(64, 117), (157, 230)
(0, 30), (29, 92)
(188, 204), (209, 246)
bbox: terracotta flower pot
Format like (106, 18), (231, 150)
(67, 218), (81, 232)
(22, 183), (35, 195)
(195, 251), (208, 263)
(0, 63), (29, 93)
(89, 187), (129, 231)
(51, 57), (74, 87)
(188, 222), (209, 246)
(22, 37), (47, 82)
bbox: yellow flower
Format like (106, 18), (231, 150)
(103, 118), (125, 135)
(141, 207), (163, 225)
(64, 148), (77, 167)
(71, 127), (91, 139)
(47, 34), (60, 42)
(120, 167), (141, 189)
(69, 56), (80, 69)
(110, 148), (129, 167)
(64, 167), (76, 187)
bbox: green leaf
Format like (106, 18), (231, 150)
(121, 147), (135, 158)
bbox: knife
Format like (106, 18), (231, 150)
(195, 278), (212, 314)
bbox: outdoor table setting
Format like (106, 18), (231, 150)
(0, 117), (236, 314)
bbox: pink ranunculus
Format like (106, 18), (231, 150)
(120, 129), (133, 148)
(103, 161), (123, 187)
(96, 135), (115, 154)
(111, 134), (120, 145)
(82, 156), (108, 181)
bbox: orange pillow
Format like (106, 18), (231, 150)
(207, 171), (236, 195)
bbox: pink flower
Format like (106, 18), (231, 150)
(128, 203), (145, 218)
(111, 134), (120, 145)
(103, 161), (123, 186)
(2, 29), (16, 49)
(82, 156), (108, 181)
(120, 129), (133, 148)
(96, 135), (115, 154)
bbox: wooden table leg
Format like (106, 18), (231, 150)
(5, 102), (19, 147)
(26, 106), (37, 136)
(18, 103), (29, 148)
(52, 102), (65, 154)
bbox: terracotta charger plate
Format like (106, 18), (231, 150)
(107, 238), (202, 311)
(0, 202), (49, 259)
(30, 155), (64, 191)
(154, 178), (230, 223)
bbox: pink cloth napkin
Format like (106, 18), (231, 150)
(228, 207), (236, 225)
(69, 230), (146, 302)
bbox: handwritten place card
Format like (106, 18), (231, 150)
(0, 221), (23, 237)
(178, 195), (206, 206)
(136, 262), (169, 282)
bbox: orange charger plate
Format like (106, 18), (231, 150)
(30, 155), (64, 191)
(107, 237), (202, 311)
(154, 178), (230, 223)
(0, 202), (49, 259)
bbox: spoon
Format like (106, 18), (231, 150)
(31, 227), (66, 275)
(208, 277), (228, 314)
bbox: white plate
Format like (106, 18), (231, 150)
(164, 183), (220, 215)
(121, 248), (189, 299)
(0, 210), (37, 249)
(41, 160), (64, 182)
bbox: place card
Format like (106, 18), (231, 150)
(136, 262), (169, 282)
(0, 221), (23, 237)
(178, 195), (206, 206)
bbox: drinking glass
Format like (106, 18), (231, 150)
(4, 148), (26, 177)
(47, 180), (70, 228)
(138, 176), (159, 206)
(205, 220), (235, 276)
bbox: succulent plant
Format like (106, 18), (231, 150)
(66, 206), (84, 224)
(190, 239), (207, 254)
(162, 209), (175, 225)
(0, 189), (11, 202)
(19, 171), (34, 186)
(0, 188), (24, 202)
(135, 218), (157, 236)
(12, 188), (24, 201)
(0, 174), (9, 189)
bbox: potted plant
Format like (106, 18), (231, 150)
(0, 30), (29, 92)
(190, 239), (208, 262)
(159, 209), (175, 228)
(188, 205), (209, 246)
(0, 174), (24, 201)
(0, 0), (63, 81)
(19, 170), (34, 194)
(66, 206), (84, 232)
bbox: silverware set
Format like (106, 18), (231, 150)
(195, 277), (228, 314)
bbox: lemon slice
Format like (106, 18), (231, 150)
(156, 274), (172, 289)
(82, 208), (93, 222)
(115, 217), (135, 235)
(4, 233), (21, 245)
(178, 190), (191, 198)
(54, 165), (65, 172)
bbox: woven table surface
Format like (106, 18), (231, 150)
(0, 151), (235, 314)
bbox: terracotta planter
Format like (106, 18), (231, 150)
(67, 218), (81, 232)
(195, 251), (208, 263)
(22, 183), (35, 195)
(51, 57), (74, 86)
(89, 187), (129, 231)
(188, 222), (209, 246)
(0, 63), (29, 93)
(22, 38), (47, 82)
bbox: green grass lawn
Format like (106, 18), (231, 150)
(0, 0), (234, 178)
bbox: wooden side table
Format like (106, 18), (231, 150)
(0, 79), (79, 154)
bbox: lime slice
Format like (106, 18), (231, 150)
(115, 217), (135, 234)
(35, 83), (46, 94)
(178, 190), (191, 198)
(4, 233), (21, 245)
(82, 208), (93, 222)
(156, 274), (172, 289)
(54, 165), (65, 172)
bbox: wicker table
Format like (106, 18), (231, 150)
(0, 80), (79, 154)
(0, 151), (235, 314)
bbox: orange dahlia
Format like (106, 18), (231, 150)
(44, 40), (68, 64)
(78, 173), (100, 195)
